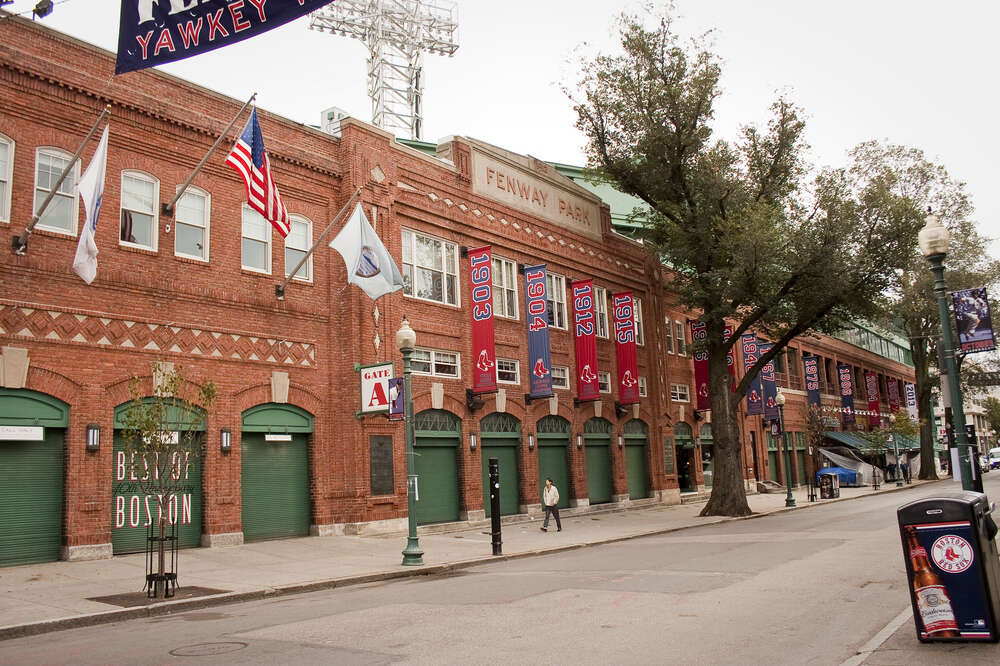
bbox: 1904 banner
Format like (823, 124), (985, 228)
(524, 264), (553, 399)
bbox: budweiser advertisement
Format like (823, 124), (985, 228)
(571, 278), (600, 402)
(467, 246), (497, 395)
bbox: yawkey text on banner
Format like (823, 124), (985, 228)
(116, 0), (336, 74)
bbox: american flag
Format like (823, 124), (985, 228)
(226, 108), (289, 237)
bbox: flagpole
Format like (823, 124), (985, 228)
(12, 105), (111, 256)
(161, 92), (257, 217)
(275, 187), (363, 301)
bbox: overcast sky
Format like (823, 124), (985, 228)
(7, 0), (999, 256)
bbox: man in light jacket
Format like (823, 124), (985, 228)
(541, 477), (562, 532)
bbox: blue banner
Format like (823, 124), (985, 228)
(803, 355), (821, 407)
(116, 0), (336, 74)
(523, 264), (553, 399)
(742, 333), (762, 415)
(760, 343), (778, 421)
(837, 362), (856, 425)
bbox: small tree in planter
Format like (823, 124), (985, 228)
(119, 361), (216, 598)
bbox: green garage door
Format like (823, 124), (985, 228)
(624, 420), (650, 500)
(767, 434), (781, 483)
(414, 410), (461, 525)
(480, 413), (521, 517)
(584, 418), (613, 505)
(537, 416), (571, 510)
(0, 390), (67, 567)
(241, 404), (313, 542)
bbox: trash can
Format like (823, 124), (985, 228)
(819, 472), (840, 499)
(897, 492), (1000, 642)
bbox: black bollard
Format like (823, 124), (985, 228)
(489, 457), (501, 555)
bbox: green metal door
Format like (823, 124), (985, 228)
(0, 429), (64, 566)
(242, 433), (310, 541)
(112, 432), (203, 554)
(767, 433), (781, 483)
(625, 444), (649, 499)
(414, 439), (459, 524)
(481, 445), (519, 517)
(537, 416), (571, 509)
(585, 445), (612, 504)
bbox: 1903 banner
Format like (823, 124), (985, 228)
(467, 246), (497, 394)
(838, 363), (856, 425)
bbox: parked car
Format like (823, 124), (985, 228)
(989, 447), (1000, 471)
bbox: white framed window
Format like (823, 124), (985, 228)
(401, 228), (459, 306)
(638, 376), (648, 397)
(674, 320), (687, 356)
(241, 205), (271, 274)
(412, 348), (460, 378)
(0, 134), (12, 223)
(598, 371), (611, 394)
(551, 366), (570, 390)
(594, 286), (609, 338)
(670, 383), (690, 403)
(120, 171), (158, 250)
(665, 317), (674, 354)
(492, 255), (518, 319)
(174, 186), (209, 261)
(496, 358), (520, 385)
(285, 214), (313, 281)
(547, 272), (567, 329)
(33, 147), (79, 234)
(634, 297), (645, 346)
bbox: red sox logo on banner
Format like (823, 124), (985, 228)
(613, 291), (640, 405)
(467, 246), (497, 394)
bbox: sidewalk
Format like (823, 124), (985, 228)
(0, 481), (930, 641)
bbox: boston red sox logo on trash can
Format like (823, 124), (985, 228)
(932, 535), (974, 573)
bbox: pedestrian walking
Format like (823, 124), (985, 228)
(541, 477), (561, 532)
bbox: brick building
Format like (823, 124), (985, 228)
(0, 15), (914, 567)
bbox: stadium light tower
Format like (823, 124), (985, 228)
(310, 1), (459, 140)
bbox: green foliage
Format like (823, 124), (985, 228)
(985, 397), (1000, 440)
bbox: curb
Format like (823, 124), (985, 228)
(0, 479), (942, 642)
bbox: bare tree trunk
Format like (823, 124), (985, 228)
(911, 337), (939, 480)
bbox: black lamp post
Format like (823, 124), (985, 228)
(397, 317), (424, 565)
(776, 389), (796, 507)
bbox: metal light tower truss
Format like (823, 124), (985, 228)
(310, 0), (459, 140)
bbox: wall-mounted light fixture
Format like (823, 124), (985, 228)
(220, 427), (232, 454)
(470, 433), (477, 450)
(618, 435), (624, 449)
(86, 423), (100, 452)
(528, 434), (535, 450)
(576, 434), (583, 449)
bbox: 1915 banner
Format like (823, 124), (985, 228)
(116, 0), (336, 74)
(613, 292), (639, 405)
(571, 278), (600, 402)
(742, 333), (763, 415)
(690, 319), (710, 411)
(952, 287), (996, 354)
(524, 264), (553, 399)
(803, 355), (821, 407)
(467, 246), (497, 394)
(838, 363), (856, 425)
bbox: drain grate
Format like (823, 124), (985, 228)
(169, 642), (248, 657)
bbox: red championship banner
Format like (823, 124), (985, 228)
(887, 378), (901, 413)
(571, 279), (600, 401)
(467, 246), (497, 394)
(612, 291), (640, 404)
(864, 371), (881, 422)
(690, 319), (710, 411)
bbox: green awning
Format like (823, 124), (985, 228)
(824, 430), (881, 451)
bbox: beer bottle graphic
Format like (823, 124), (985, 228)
(906, 526), (960, 637)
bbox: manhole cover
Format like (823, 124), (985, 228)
(169, 642), (248, 657)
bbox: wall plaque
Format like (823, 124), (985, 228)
(369, 435), (394, 496)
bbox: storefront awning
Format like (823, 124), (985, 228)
(824, 430), (879, 451)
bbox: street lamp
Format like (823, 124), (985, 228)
(775, 389), (796, 507)
(919, 211), (975, 491)
(397, 316), (424, 565)
(888, 413), (902, 487)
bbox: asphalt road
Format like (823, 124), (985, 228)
(3, 476), (1000, 665)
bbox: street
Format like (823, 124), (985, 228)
(3, 476), (1000, 665)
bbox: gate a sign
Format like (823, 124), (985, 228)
(359, 362), (395, 414)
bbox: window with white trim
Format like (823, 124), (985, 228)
(670, 383), (690, 402)
(241, 205), (271, 273)
(33, 147), (78, 234)
(492, 255), (518, 319)
(174, 186), (209, 261)
(665, 317), (674, 354)
(674, 320), (687, 356)
(551, 366), (570, 390)
(594, 286), (609, 338)
(598, 371), (611, 394)
(547, 272), (567, 329)
(120, 171), (158, 250)
(412, 348), (460, 378)
(401, 228), (459, 305)
(0, 134), (12, 223)
(285, 214), (313, 281)
(634, 297), (645, 346)
(638, 376), (647, 397)
(496, 358), (520, 385)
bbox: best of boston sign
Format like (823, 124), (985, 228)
(359, 362), (395, 415)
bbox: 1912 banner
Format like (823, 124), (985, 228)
(524, 264), (553, 399)
(571, 278), (600, 402)
(613, 292), (639, 404)
(803, 355), (821, 407)
(690, 319), (710, 411)
(467, 246), (497, 394)
(742, 333), (763, 415)
(116, 0), (336, 74)
(838, 363), (856, 425)
(952, 287), (996, 353)
(760, 343), (778, 421)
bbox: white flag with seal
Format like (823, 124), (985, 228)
(73, 125), (109, 284)
(329, 203), (404, 301)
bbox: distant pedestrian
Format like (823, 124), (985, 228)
(541, 477), (561, 532)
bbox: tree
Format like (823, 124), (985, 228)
(570, 7), (922, 516)
(119, 361), (216, 597)
(985, 397), (1000, 445)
